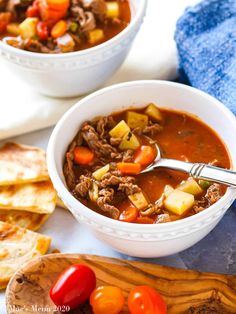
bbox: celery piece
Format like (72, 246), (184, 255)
(199, 180), (211, 189)
(70, 22), (78, 33)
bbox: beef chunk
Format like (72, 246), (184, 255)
(118, 182), (140, 195)
(74, 175), (92, 197)
(96, 188), (120, 219)
(22, 39), (52, 53)
(64, 152), (76, 190)
(206, 183), (222, 205)
(155, 213), (171, 223)
(81, 123), (117, 157)
(7, 0), (32, 17)
(100, 172), (122, 187)
(96, 116), (116, 138)
(193, 200), (207, 214)
(110, 137), (122, 146)
(71, 4), (96, 32)
(133, 122), (162, 137)
(122, 149), (134, 162)
(99, 171), (140, 196)
(141, 195), (165, 216)
(80, 0), (106, 19)
(193, 183), (222, 213)
(143, 123), (163, 136)
(110, 149), (134, 162)
(81, 11), (96, 32)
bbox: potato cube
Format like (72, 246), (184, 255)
(93, 164), (110, 181)
(57, 34), (75, 53)
(106, 1), (120, 18)
(126, 111), (148, 129)
(19, 18), (38, 39)
(7, 23), (20, 36)
(164, 185), (174, 197)
(129, 192), (148, 210)
(109, 120), (130, 138)
(164, 190), (194, 215)
(177, 178), (203, 195)
(145, 103), (162, 122)
(119, 132), (140, 150)
(88, 28), (104, 45)
(89, 181), (99, 202)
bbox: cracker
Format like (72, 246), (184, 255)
(0, 221), (51, 289)
(0, 181), (56, 214)
(0, 143), (49, 186)
(0, 209), (49, 231)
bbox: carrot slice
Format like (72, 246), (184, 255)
(47, 0), (69, 11)
(74, 146), (94, 165)
(117, 162), (141, 175)
(136, 217), (154, 224)
(51, 20), (67, 38)
(119, 207), (138, 223)
(134, 145), (155, 166)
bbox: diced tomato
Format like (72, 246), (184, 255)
(27, 5), (39, 17)
(0, 13), (11, 33)
(134, 145), (156, 166)
(27, 0), (41, 17)
(135, 217), (154, 224)
(36, 21), (48, 40)
(119, 206), (138, 223)
(128, 285), (167, 314)
(74, 146), (94, 165)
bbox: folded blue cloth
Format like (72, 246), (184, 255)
(175, 0), (236, 270)
(175, 0), (236, 115)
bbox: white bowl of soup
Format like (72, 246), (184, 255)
(47, 80), (236, 257)
(0, 0), (147, 97)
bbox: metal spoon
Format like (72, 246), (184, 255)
(142, 145), (236, 187)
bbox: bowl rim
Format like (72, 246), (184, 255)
(47, 80), (236, 232)
(0, 0), (147, 59)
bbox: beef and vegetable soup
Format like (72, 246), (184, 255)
(0, 0), (130, 53)
(64, 104), (230, 224)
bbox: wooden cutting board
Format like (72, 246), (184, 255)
(6, 254), (236, 314)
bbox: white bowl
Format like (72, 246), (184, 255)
(0, 0), (147, 98)
(47, 80), (236, 257)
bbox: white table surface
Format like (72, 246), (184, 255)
(0, 127), (187, 312)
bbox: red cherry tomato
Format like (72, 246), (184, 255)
(90, 286), (125, 314)
(128, 285), (167, 314)
(36, 21), (49, 40)
(50, 264), (96, 311)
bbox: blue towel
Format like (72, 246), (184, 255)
(175, 0), (236, 271)
(174, 0), (236, 115)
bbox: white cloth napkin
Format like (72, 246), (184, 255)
(0, 0), (198, 140)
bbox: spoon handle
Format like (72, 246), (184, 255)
(190, 163), (236, 187)
(146, 159), (236, 187)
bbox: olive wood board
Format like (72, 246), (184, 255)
(6, 254), (236, 314)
